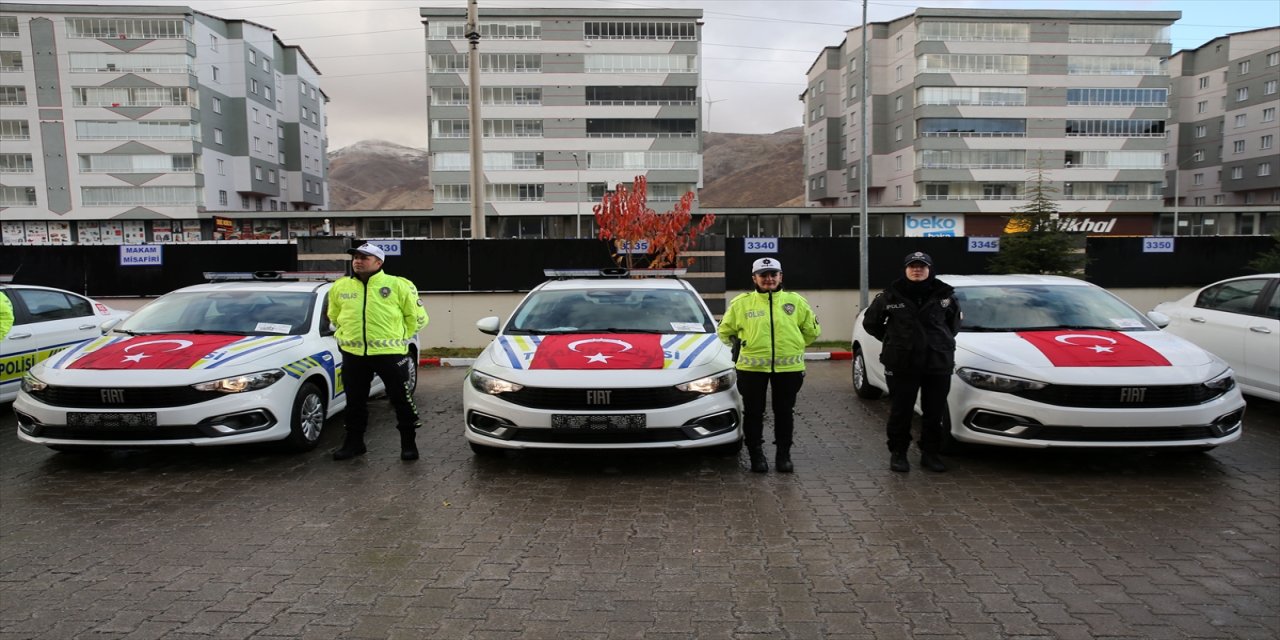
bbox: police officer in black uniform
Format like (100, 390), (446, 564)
(862, 251), (961, 473)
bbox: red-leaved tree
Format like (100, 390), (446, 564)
(592, 175), (716, 270)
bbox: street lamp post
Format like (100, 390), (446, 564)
(572, 152), (582, 238)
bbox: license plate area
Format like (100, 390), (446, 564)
(552, 414), (646, 431)
(67, 412), (158, 428)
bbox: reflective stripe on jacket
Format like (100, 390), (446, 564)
(327, 271), (428, 356)
(717, 289), (820, 373)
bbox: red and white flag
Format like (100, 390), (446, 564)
(529, 334), (664, 370)
(1017, 331), (1171, 367)
(68, 334), (245, 370)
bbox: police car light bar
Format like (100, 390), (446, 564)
(0, 274), (13, 283)
(543, 268), (687, 279)
(204, 271), (345, 282)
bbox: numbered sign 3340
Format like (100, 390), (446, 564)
(744, 237), (778, 253)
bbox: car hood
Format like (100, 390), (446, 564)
(483, 332), (728, 372)
(958, 329), (1215, 372)
(39, 333), (307, 374)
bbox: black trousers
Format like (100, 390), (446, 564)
(737, 370), (805, 449)
(885, 369), (951, 454)
(341, 352), (419, 435)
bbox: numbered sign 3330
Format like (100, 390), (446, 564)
(1142, 237), (1175, 253)
(744, 237), (778, 254)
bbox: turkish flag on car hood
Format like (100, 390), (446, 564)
(1016, 330), (1171, 367)
(64, 334), (272, 370)
(529, 334), (665, 370)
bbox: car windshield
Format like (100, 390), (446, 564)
(955, 285), (1156, 332)
(116, 291), (316, 336)
(506, 287), (713, 334)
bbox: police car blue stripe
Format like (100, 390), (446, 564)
(498, 336), (523, 369)
(663, 335), (685, 349)
(48, 337), (118, 370)
(678, 334), (719, 369)
(206, 335), (303, 369)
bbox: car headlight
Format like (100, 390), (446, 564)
(676, 369), (736, 394)
(21, 373), (48, 393)
(957, 367), (1047, 393)
(469, 369), (523, 395)
(1203, 368), (1235, 392)
(192, 369), (286, 394)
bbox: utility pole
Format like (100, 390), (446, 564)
(466, 0), (484, 238)
(572, 152), (582, 238)
(858, 0), (869, 308)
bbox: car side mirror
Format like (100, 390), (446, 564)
(322, 321), (337, 336)
(100, 318), (123, 333)
(1146, 311), (1171, 329)
(476, 316), (501, 335)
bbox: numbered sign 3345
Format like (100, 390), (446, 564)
(744, 237), (778, 253)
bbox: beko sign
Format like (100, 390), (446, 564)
(905, 213), (964, 237)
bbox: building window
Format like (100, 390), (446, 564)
(583, 54), (693, 74)
(917, 53), (1028, 74)
(895, 65), (903, 81)
(212, 97), (221, 113)
(895, 155), (902, 170)
(1194, 125), (1207, 138)
(264, 86), (272, 101)
(217, 158), (225, 175)
(1193, 196), (1206, 206)
(81, 186), (199, 205)
(432, 20), (543, 40)
(1235, 114), (1247, 128)
(1214, 194), (1225, 205)
(1198, 76), (1209, 89)
(0, 86), (27, 105)
(66, 17), (187, 39)
(1192, 149), (1205, 161)
(76, 120), (199, 140)
(268, 169), (276, 184)
(895, 185), (902, 200)
(0, 186), (37, 206)
(894, 125), (902, 141)
(262, 58), (270, 72)
(1237, 87), (1249, 101)
(253, 136), (261, 151)
(1266, 80), (1278, 95)
(1196, 100), (1207, 113)
(218, 190), (227, 205)
(1067, 56), (1165, 76)
(249, 50), (257, 65)
(922, 86), (1026, 106)
(919, 22), (1028, 42)
(1262, 135), (1274, 150)
(1232, 167), (1244, 179)
(1, 16), (19, 37)
(895, 96), (903, 111)
(1193, 173), (1204, 185)
(77, 154), (196, 173)
(73, 86), (193, 107)
(0, 153), (33, 173)
(1239, 60), (1250, 74)
(250, 79), (259, 94)
(1234, 140), (1246, 153)
(1263, 107), (1276, 122)
(1269, 52), (1280, 66)
(0, 51), (22, 72)
(1260, 162), (1272, 177)
(214, 128), (223, 144)
(254, 166), (263, 180)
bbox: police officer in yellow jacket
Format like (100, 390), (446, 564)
(328, 243), (429, 461)
(718, 257), (821, 473)
(0, 290), (13, 342)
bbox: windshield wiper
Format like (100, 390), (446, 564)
(173, 329), (255, 335)
(1019, 325), (1132, 331)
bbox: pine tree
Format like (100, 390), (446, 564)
(987, 157), (1085, 276)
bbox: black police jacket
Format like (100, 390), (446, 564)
(862, 277), (961, 374)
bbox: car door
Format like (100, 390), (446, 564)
(1242, 280), (1280, 397)
(1, 288), (101, 396)
(1181, 277), (1271, 386)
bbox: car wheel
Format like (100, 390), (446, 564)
(283, 381), (326, 452)
(469, 441), (505, 457)
(852, 347), (883, 399)
(404, 348), (418, 395)
(706, 438), (744, 456)
(938, 408), (970, 456)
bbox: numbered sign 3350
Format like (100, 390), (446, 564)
(1142, 237), (1175, 253)
(744, 237), (778, 253)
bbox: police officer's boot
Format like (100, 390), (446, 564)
(775, 445), (794, 473)
(399, 428), (419, 461)
(332, 430), (367, 461)
(747, 445), (769, 473)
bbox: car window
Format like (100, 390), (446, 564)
(508, 287), (712, 334)
(1196, 278), (1268, 315)
(954, 285), (1155, 331)
(118, 291), (316, 335)
(12, 289), (92, 324)
(1265, 284), (1280, 320)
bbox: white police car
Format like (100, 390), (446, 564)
(1, 283), (131, 403)
(14, 272), (420, 452)
(852, 275), (1246, 450)
(463, 269), (743, 455)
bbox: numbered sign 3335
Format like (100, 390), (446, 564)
(618, 239), (650, 254)
(1142, 237), (1175, 253)
(744, 237), (778, 254)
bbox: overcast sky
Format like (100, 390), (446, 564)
(33, 0), (1280, 149)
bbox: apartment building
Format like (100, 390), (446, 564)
(421, 7), (703, 239)
(0, 4), (328, 244)
(1168, 27), (1280, 236)
(802, 8), (1277, 238)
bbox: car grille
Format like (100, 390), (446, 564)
(1031, 425), (1219, 442)
(499, 386), (701, 410)
(29, 385), (222, 409)
(1013, 383), (1222, 408)
(24, 425), (207, 441)
(511, 427), (695, 444)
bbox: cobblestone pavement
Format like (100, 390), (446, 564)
(1, 362), (1277, 640)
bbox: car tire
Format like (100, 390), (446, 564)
(938, 408), (971, 456)
(405, 347), (418, 395)
(282, 381), (326, 452)
(706, 438), (744, 456)
(469, 441), (505, 457)
(852, 347), (883, 399)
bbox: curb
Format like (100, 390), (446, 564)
(418, 353), (854, 367)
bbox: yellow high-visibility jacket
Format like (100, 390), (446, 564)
(0, 291), (12, 341)
(718, 289), (820, 372)
(327, 271), (428, 356)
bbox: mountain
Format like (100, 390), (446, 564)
(325, 129), (804, 210)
